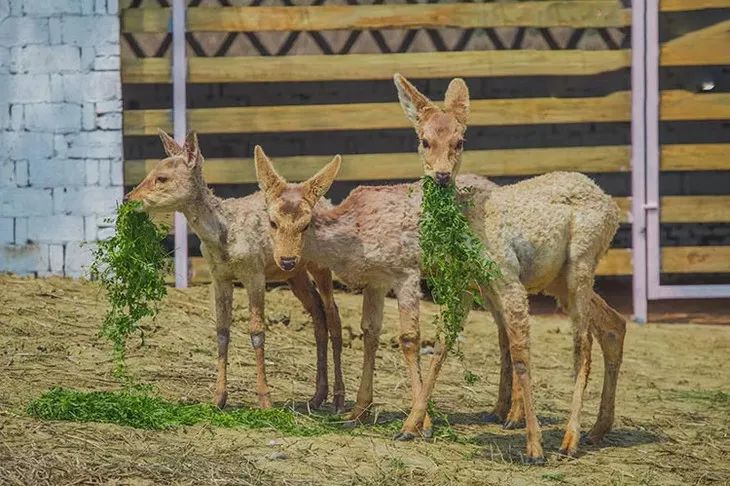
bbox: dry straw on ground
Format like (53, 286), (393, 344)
(1, 275), (728, 485)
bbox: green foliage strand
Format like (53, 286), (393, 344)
(89, 201), (170, 380)
(420, 177), (500, 352)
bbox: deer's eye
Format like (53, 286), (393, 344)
(156, 175), (169, 184)
(421, 139), (430, 149)
(455, 139), (464, 150)
(269, 220), (278, 230)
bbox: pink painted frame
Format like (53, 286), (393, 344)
(634, 0), (730, 320)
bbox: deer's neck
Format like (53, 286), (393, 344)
(182, 188), (228, 248)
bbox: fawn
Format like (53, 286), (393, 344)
(393, 73), (627, 461)
(253, 144), (497, 441)
(126, 130), (345, 411)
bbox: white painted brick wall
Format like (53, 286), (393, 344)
(0, 1), (123, 277)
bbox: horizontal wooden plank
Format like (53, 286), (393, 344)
(183, 246), (730, 283)
(121, 50), (631, 84)
(661, 19), (730, 66)
(660, 91), (730, 121)
(596, 248), (631, 276)
(122, 57), (169, 84)
(662, 246), (730, 273)
(614, 196), (730, 224)
(661, 144), (730, 171)
(122, 7), (169, 33)
(122, 2), (630, 34)
(123, 92), (631, 135)
(661, 196), (730, 223)
(661, 0), (730, 12)
(124, 146), (630, 185)
(190, 50), (630, 83)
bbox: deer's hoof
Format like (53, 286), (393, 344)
(393, 431), (416, 441)
(522, 455), (546, 466)
(333, 394), (346, 414)
(258, 395), (273, 409)
(558, 447), (578, 458)
(308, 392), (327, 410)
(214, 391), (228, 409)
(502, 419), (524, 430)
(421, 427), (433, 439)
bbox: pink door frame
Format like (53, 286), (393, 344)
(631, 0), (730, 323)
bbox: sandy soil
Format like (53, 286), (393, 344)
(1, 275), (728, 485)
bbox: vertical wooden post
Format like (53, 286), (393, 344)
(172, 0), (188, 288)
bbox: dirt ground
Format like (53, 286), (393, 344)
(1, 275), (728, 485)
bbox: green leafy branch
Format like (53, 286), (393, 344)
(420, 176), (501, 355)
(89, 201), (171, 381)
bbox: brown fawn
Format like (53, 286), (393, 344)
(126, 130), (345, 411)
(394, 73), (627, 461)
(253, 145), (497, 440)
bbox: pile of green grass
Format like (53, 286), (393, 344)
(27, 388), (335, 436)
(419, 177), (500, 354)
(89, 201), (170, 379)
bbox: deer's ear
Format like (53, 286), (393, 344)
(394, 73), (433, 126)
(158, 128), (183, 157)
(254, 145), (286, 199)
(183, 130), (202, 168)
(444, 77), (469, 125)
(303, 155), (341, 207)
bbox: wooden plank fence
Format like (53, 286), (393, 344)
(120, 0), (730, 284)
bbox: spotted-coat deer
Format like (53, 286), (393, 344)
(393, 73), (627, 461)
(253, 145), (497, 439)
(126, 130), (345, 411)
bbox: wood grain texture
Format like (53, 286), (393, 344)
(660, 0), (730, 11)
(660, 91), (730, 121)
(122, 2), (629, 33)
(121, 50), (631, 84)
(661, 20), (730, 66)
(123, 93), (631, 135)
(662, 144), (730, 171)
(189, 50), (630, 83)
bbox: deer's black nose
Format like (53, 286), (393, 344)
(279, 257), (297, 271)
(435, 172), (451, 186)
(123, 193), (130, 202)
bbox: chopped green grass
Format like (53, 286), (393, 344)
(27, 388), (335, 436)
(26, 388), (476, 443)
(420, 176), (500, 353)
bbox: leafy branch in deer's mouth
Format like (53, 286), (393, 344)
(420, 176), (500, 353)
(89, 201), (171, 380)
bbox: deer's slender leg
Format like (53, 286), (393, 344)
(288, 271), (329, 409)
(586, 291), (626, 444)
(244, 273), (272, 408)
(396, 293), (472, 440)
(349, 285), (386, 422)
(212, 277), (233, 409)
(393, 273), (433, 438)
(559, 264), (595, 457)
(484, 304), (515, 424)
(499, 281), (544, 464)
(310, 265), (346, 412)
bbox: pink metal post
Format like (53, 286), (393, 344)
(631, 0), (648, 323)
(172, 0), (189, 288)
